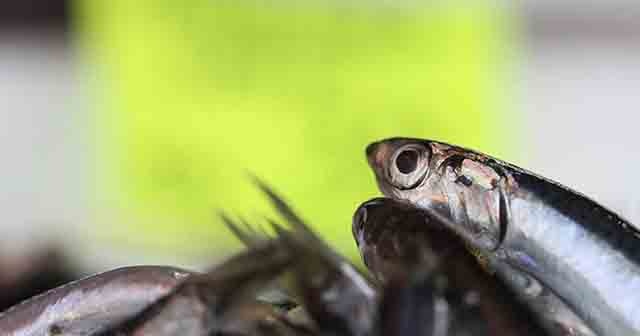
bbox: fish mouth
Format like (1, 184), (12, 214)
(365, 138), (412, 170)
(352, 197), (394, 245)
(365, 141), (381, 160)
(365, 140), (390, 172)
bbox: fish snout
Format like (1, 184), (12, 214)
(365, 141), (380, 161)
(365, 140), (393, 172)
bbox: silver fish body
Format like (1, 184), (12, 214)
(500, 177), (640, 335)
(366, 137), (640, 335)
(0, 266), (192, 336)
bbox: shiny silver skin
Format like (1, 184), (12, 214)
(0, 266), (192, 336)
(366, 137), (640, 335)
(484, 253), (596, 336)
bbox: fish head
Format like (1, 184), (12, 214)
(365, 137), (507, 251)
(352, 197), (461, 283)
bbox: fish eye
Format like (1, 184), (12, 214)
(395, 149), (419, 174)
(388, 144), (430, 189)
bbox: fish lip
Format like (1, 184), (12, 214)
(365, 141), (381, 160)
(365, 138), (406, 169)
(365, 140), (389, 172)
(352, 198), (389, 244)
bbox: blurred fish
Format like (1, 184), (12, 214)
(0, 180), (375, 336)
(0, 235), (314, 335)
(231, 179), (378, 336)
(105, 238), (310, 336)
(0, 246), (77, 312)
(0, 266), (192, 335)
(108, 180), (379, 336)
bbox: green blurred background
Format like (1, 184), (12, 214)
(77, 1), (515, 260)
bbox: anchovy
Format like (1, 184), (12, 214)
(365, 137), (638, 335)
(0, 181), (376, 336)
(0, 266), (192, 336)
(105, 238), (303, 336)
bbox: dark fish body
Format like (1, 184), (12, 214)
(354, 198), (548, 336)
(0, 266), (192, 336)
(376, 269), (449, 336)
(366, 137), (635, 335)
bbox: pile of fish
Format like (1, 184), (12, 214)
(1, 137), (639, 335)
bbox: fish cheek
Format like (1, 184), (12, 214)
(442, 167), (502, 249)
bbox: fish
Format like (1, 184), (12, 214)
(225, 180), (463, 336)
(233, 179), (378, 336)
(250, 180), (490, 336)
(0, 246), (77, 312)
(104, 238), (306, 336)
(0, 180), (376, 336)
(353, 197), (550, 336)
(0, 266), (192, 336)
(0, 242), (307, 336)
(365, 137), (627, 335)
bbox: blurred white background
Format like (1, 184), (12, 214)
(521, 1), (640, 219)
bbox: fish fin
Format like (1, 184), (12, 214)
(216, 179), (376, 336)
(254, 180), (376, 336)
(220, 211), (261, 247)
(252, 177), (345, 266)
(251, 177), (308, 234)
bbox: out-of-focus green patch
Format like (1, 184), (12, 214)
(77, 1), (514, 259)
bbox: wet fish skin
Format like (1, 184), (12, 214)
(0, 266), (193, 336)
(366, 137), (640, 335)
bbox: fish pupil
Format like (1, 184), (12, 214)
(396, 150), (419, 174)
